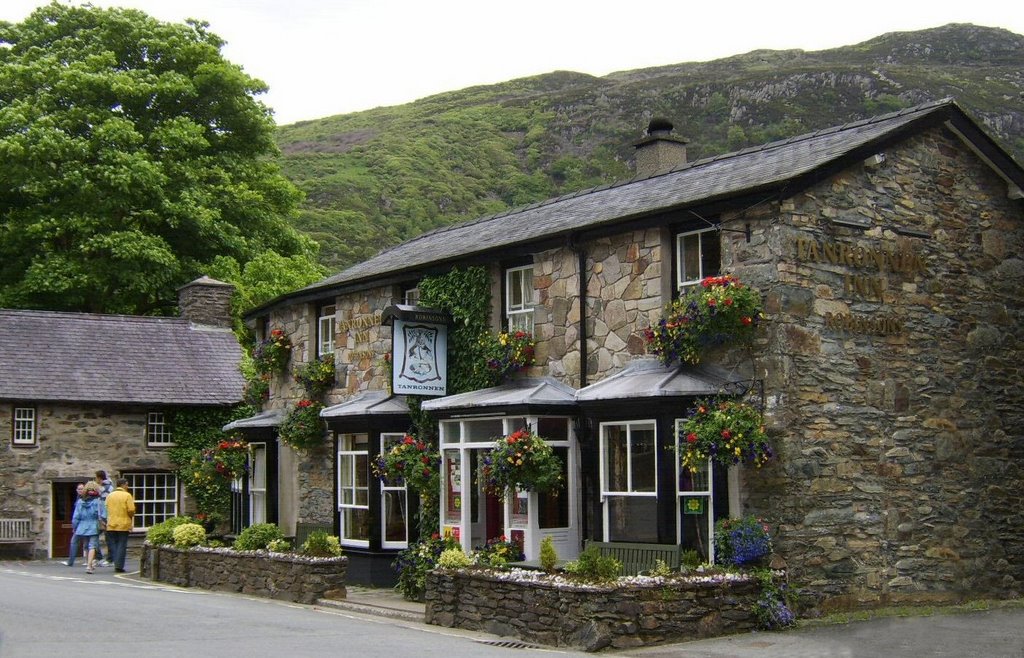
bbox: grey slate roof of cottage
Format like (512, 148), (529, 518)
(0, 309), (245, 405)
(321, 391), (411, 418)
(249, 98), (1023, 317)
(574, 358), (726, 402)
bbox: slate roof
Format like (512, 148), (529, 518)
(421, 377), (578, 416)
(223, 409), (285, 431)
(249, 98), (1021, 319)
(0, 309), (245, 405)
(574, 358), (726, 402)
(321, 391), (411, 418)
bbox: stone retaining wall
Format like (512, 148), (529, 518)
(142, 544), (347, 604)
(425, 570), (765, 651)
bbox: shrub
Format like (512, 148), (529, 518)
(145, 516), (195, 546)
(233, 523), (284, 551)
(393, 535), (461, 601)
(293, 355), (336, 398)
(715, 516), (773, 566)
(172, 523), (207, 548)
(253, 329), (292, 374)
(563, 546), (622, 582)
(681, 549), (703, 568)
(267, 538), (292, 553)
(647, 558), (673, 577)
(539, 536), (558, 573)
(753, 569), (797, 629)
(301, 530), (342, 557)
(473, 535), (524, 569)
(437, 547), (472, 569)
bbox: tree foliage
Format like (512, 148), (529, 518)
(0, 3), (318, 315)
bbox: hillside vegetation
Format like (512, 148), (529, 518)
(274, 24), (1024, 272)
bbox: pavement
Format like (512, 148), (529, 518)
(9, 557), (1024, 656)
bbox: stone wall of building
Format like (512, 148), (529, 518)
(425, 570), (764, 651)
(0, 403), (176, 557)
(142, 544), (348, 604)
(739, 127), (1024, 610)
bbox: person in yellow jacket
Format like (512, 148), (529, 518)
(104, 478), (136, 573)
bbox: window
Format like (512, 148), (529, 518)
(380, 433), (409, 548)
(124, 472), (178, 530)
(317, 304), (336, 357)
(12, 407), (36, 446)
(403, 286), (420, 306)
(600, 420), (658, 542)
(505, 265), (534, 332)
(338, 433), (370, 546)
(676, 228), (721, 289)
(146, 411), (172, 446)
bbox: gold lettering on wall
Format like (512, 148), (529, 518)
(796, 237), (923, 336)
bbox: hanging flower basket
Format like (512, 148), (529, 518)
(278, 399), (326, 451)
(372, 434), (440, 492)
(293, 354), (336, 398)
(679, 398), (772, 472)
(481, 428), (563, 497)
(644, 275), (763, 365)
(204, 438), (250, 479)
(253, 329), (293, 374)
(480, 330), (536, 382)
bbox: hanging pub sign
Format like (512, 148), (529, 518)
(381, 305), (451, 396)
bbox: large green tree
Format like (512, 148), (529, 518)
(0, 3), (322, 315)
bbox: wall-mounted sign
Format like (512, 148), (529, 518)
(382, 305), (451, 396)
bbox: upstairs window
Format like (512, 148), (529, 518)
(147, 412), (173, 446)
(12, 407), (36, 446)
(676, 228), (721, 290)
(318, 304), (336, 357)
(403, 286), (420, 306)
(505, 265), (534, 333)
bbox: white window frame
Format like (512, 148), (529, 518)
(12, 407), (36, 446)
(403, 287), (420, 306)
(146, 411), (173, 447)
(124, 472), (178, 531)
(505, 265), (534, 333)
(318, 305), (336, 357)
(676, 227), (721, 289)
(599, 420), (658, 542)
(337, 433), (370, 547)
(380, 433), (409, 549)
(675, 419), (715, 563)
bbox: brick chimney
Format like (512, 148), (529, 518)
(634, 117), (688, 177)
(177, 276), (235, 328)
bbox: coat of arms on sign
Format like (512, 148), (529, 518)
(399, 324), (441, 383)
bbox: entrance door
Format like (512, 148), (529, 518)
(51, 482), (79, 558)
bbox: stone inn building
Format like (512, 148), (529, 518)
(234, 98), (1024, 610)
(0, 278), (244, 558)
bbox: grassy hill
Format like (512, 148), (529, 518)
(274, 23), (1024, 272)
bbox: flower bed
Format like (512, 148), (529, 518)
(425, 568), (775, 651)
(141, 544), (347, 604)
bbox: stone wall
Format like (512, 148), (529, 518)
(425, 570), (765, 651)
(739, 127), (1024, 609)
(141, 544), (347, 604)
(0, 402), (176, 557)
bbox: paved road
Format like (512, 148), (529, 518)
(2, 558), (1022, 657)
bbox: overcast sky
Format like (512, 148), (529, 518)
(3, 1), (1022, 126)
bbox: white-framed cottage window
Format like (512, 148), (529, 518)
(146, 411), (173, 446)
(318, 304), (336, 357)
(505, 264), (534, 332)
(676, 227), (721, 289)
(599, 420), (658, 543)
(338, 433), (370, 546)
(403, 286), (420, 306)
(12, 406), (36, 446)
(380, 433), (409, 548)
(125, 472), (178, 530)
(675, 419), (715, 563)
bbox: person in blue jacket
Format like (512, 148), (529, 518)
(72, 481), (107, 574)
(65, 482), (87, 567)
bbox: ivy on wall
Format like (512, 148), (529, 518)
(167, 405), (252, 527)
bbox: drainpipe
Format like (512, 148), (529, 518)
(572, 235), (588, 389)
